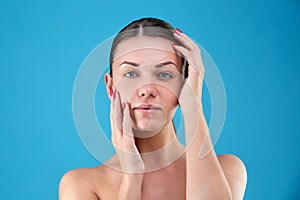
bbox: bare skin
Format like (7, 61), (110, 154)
(59, 30), (247, 200)
(59, 154), (246, 200)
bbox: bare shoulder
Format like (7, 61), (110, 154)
(59, 156), (121, 200)
(59, 166), (102, 200)
(217, 154), (247, 200)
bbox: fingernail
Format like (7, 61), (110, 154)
(175, 28), (183, 33)
(172, 42), (178, 46)
(123, 102), (126, 109)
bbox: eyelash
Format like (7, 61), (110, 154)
(157, 72), (173, 79)
(123, 70), (174, 79)
(123, 70), (139, 78)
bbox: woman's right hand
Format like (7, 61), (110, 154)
(110, 90), (145, 174)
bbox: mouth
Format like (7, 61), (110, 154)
(133, 104), (161, 113)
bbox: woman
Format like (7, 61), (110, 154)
(59, 17), (247, 199)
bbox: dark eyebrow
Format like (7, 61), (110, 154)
(119, 61), (177, 68)
(155, 61), (177, 68)
(119, 61), (139, 67)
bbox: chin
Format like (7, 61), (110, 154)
(133, 119), (165, 138)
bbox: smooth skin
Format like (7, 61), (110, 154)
(59, 29), (247, 200)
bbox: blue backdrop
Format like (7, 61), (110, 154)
(1, 0), (299, 199)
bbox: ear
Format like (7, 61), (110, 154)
(104, 73), (113, 100)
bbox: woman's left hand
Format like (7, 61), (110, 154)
(173, 28), (208, 145)
(174, 29), (235, 200)
(173, 28), (205, 106)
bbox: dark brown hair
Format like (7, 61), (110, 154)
(109, 17), (188, 78)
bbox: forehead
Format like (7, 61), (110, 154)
(113, 36), (179, 65)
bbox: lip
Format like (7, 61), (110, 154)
(133, 104), (161, 113)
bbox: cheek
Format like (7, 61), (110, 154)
(114, 78), (145, 102)
(111, 69), (139, 101)
(166, 80), (183, 98)
(158, 76), (184, 101)
(163, 90), (179, 107)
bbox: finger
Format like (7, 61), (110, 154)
(114, 91), (123, 134)
(110, 90), (116, 130)
(173, 44), (204, 76)
(109, 95), (114, 129)
(173, 44), (190, 60)
(122, 102), (134, 138)
(174, 30), (200, 53)
(110, 90), (122, 144)
(173, 44), (195, 70)
(121, 102), (138, 154)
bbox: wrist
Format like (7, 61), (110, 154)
(118, 173), (143, 199)
(122, 173), (144, 185)
(180, 98), (203, 116)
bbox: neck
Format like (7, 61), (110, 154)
(134, 121), (176, 153)
(134, 121), (185, 172)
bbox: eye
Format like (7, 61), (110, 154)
(157, 72), (173, 79)
(123, 70), (139, 78)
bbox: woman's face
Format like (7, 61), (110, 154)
(106, 36), (184, 136)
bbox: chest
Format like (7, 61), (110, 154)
(98, 162), (186, 200)
(141, 168), (186, 200)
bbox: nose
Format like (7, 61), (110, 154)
(138, 84), (157, 98)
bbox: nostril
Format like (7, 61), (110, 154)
(138, 85), (157, 98)
(139, 92), (155, 98)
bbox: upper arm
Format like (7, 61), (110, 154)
(218, 154), (248, 200)
(59, 169), (99, 200)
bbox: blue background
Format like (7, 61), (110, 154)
(1, 0), (299, 199)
